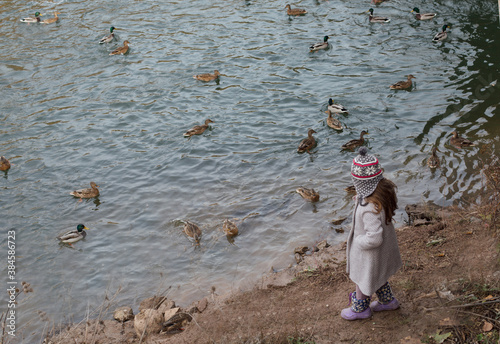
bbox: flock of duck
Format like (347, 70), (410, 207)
(11, 2), (476, 246)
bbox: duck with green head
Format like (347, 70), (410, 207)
(433, 24), (450, 42)
(368, 8), (390, 23)
(20, 12), (41, 23)
(57, 224), (89, 245)
(99, 26), (117, 44)
(310, 36), (329, 52)
(411, 7), (436, 20)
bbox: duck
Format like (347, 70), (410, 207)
(57, 224), (89, 245)
(344, 185), (356, 193)
(41, 11), (60, 24)
(390, 74), (416, 90)
(193, 70), (220, 82)
(20, 12), (42, 23)
(285, 4), (307, 16)
(109, 40), (129, 55)
(327, 98), (348, 113)
(70, 182), (100, 198)
(368, 8), (390, 23)
(183, 220), (202, 244)
(222, 219), (239, 237)
(297, 129), (317, 153)
(296, 187), (320, 202)
(411, 7), (436, 20)
(0, 156), (11, 171)
(450, 130), (475, 148)
(183, 119), (213, 137)
(427, 146), (440, 168)
(433, 24), (450, 42)
(310, 36), (329, 52)
(326, 110), (342, 130)
(341, 130), (368, 150)
(99, 26), (116, 44)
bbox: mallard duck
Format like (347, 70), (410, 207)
(109, 40), (129, 55)
(326, 110), (342, 130)
(296, 187), (320, 202)
(99, 26), (116, 44)
(222, 219), (239, 237)
(427, 146), (440, 168)
(70, 182), (100, 198)
(0, 156), (11, 171)
(411, 7), (436, 20)
(193, 70), (220, 82)
(57, 224), (89, 244)
(183, 119), (213, 137)
(183, 220), (202, 244)
(41, 11), (60, 24)
(327, 98), (348, 113)
(310, 36), (329, 52)
(20, 12), (42, 23)
(341, 130), (368, 150)
(285, 4), (307, 16)
(297, 129), (317, 153)
(433, 24), (450, 42)
(368, 8), (390, 23)
(450, 130), (475, 148)
(390, 74), (415, 90)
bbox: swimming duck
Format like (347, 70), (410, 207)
(109, 40), (129, 55)
(327, 98), (348, 113)
(433, 25), (450, 42)
(57, 224), (89, 245)
(368, 8), (390, 23)
(390, 74), (415, 90)
(285, 4), (307, 16)
(0, 156), (11, 171)
(427, 146), (440, 168)
(296, 187), (320, 202)
(183, 220), (202, 244)
(222, 219), (239, 237)
(297, 129), (317, 153)
(341, 131), (368, 150)
(41, 11), (60, 24)
(20, 12), (42, 23)
(326, 110), (342, 130)
(310, 36), (329, 52)
(450, 130), (475, 148)
(99, 26), (116, 44)
(70, 182), (100, 198)
(183, 119), (213, 137)
(193, 70), (220, 82)
(411, 7), (436, 20)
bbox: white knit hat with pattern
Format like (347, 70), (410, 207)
(351, 147), (384, 200)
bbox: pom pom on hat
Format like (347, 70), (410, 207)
(351, 147), (384, 200)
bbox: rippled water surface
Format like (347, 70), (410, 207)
(1, 0), (499, 341)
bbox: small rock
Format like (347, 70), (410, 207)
(113, 306), (134, 323)
(331, 217), (347, 225)
(163, 307), (180, 322)
(197, 297), (208, 313)
(157, 299), (176, 314)
(186, 305), (200, 315)
(335, 227), (345, 233)
(139, 296), (167, 311)
(294, 246), (308, 255)
(134, 309), (164, 337)
(316, 240), (330, 251)
(295, 253), (303, 264)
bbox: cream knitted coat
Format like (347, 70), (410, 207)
(346, 200), (402, 296)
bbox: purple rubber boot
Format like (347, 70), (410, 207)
(341, 292), (372, 321)
(370, 298), (400, 312)
(370, 282), (400, 311)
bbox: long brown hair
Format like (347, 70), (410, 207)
(365, 178), (398, 224)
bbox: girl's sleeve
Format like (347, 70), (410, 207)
(357, 208), (384, 249)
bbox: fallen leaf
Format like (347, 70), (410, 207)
(483, 295), (494, 301)
(436, 252), (445, 257)
(483, 321), (493, 332)
(439, 317), (458, 327)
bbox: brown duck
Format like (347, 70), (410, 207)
(222, 219), (239, 237)
(183, 119), (213, 137)
(70, 182), (100, 198)
(0, 156), (11, 171)
(390, 75), (415, 90)
(183, 220), (202, 244)
(326, 110), (342, 130)
(297, 129), (317, 153)
(296, 187), (320, 202)
(341, 131), (368, 150)
(450, 130), (475, 148)
(109, 41), (130, 56)
(41, 11), (60, 24)
(193, 70), (220, 82)
(427, 146), (440, 169)
(285, 4), (307, 16)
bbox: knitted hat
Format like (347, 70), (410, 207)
(351, 147), (384, 200)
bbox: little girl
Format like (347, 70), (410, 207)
(341, 147), (402, 320)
